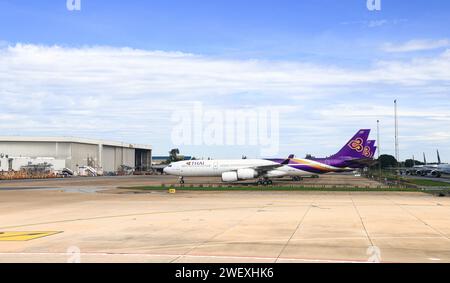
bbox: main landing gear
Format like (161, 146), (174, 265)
(292, 176), (303, 182)
(257, 178), (273, 186)
(179, 177), (185, 184)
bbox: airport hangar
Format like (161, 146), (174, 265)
(0, 137), (152, 173)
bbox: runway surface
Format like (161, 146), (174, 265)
(1, 185), (449, 263)
(0, 174), (383, 189)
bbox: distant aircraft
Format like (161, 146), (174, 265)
(164, 129), (376, 185)
(402, 150), (450, 178)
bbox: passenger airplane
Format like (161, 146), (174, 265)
(402, 150), (450, 178)
(164, 129), (376, 185)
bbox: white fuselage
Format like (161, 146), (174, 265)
(440, 164), (450, 174)
(164, 159), (326, 179)
(425, 164), (450, 174)
(413, 164), (450, 174)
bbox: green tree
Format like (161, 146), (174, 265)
(404, 159), (424, 168)
(169, 149), (180, 162)
(378, 154), (398, 169)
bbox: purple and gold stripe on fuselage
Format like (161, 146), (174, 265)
(267, 158), (350, 174)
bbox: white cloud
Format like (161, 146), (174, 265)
(317, 104), (450, 121)
(341, 19), (407, 28)
(2, 43), (450, 95)
(382, 39), (450, 53)
(368, 20), (388, 28)
(0, 43), (450, 159)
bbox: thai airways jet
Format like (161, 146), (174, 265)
(164, 129), (376, 185)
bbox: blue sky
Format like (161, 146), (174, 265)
(1, 0), (450, 160)
(2, 0), (449, 59)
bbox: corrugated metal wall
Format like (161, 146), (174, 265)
(0, 141), (151, 172)
(102, 146), (135, 172)
(0, 141), (70, 158)
(102, 146), (117, 172)
(69, 143), (100, 170)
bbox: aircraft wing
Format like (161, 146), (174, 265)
(251, 157), (291, 174)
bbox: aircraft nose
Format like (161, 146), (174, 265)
(164, 166), (173, 175)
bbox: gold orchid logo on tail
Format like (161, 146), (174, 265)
(348, 138), (364, 152)
(363, 146), (372, 158)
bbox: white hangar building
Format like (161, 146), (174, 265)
(0, 137), (152, 173)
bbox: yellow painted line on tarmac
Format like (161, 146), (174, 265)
(0, 231), (62, 241)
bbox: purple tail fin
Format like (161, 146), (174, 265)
(364, 140), (377, 158)
(332, 129), (371, 159)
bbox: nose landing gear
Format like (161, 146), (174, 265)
(179, 177), (185, 184)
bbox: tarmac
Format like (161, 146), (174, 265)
(0, 173), (383, 189)
(0, 175), (449, 263)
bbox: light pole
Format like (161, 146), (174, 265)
(394, 99), (399, 166)
(394, 99), (401, 184)
(377, 120), (381, 180)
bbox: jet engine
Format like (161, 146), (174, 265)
(431, 171), (442, 178)
(237, 169), (258, 180)
(222, 169), (258, 182)
(222, 172), (238, 182)
(266, 170), (287, 178)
